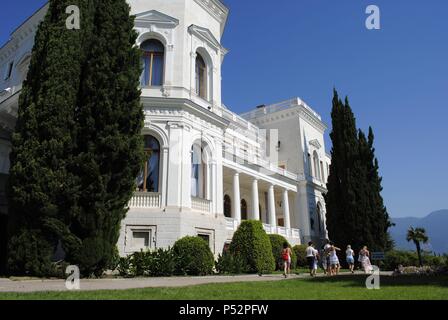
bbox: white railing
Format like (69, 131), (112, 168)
(263, 223), (273, 234)
(240, 97), (322, 121)
(225, 217), (238, 231)
(277, 226), (287, 237)
(191, 197), (211, 213)
(291, 228), (301, 239)
(129, 192), (161, 208)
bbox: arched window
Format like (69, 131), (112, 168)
(313, 151), (320, 180)
(141, 39), (164, 87)
(137, 135), (160, 192)
(241, 199), (248, 220)
(317, 205), (322, 233)
(224, 195), (232, 218)
(195, 54), (207, 99)
(191, 143), (208, 199)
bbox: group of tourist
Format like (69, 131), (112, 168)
(281, 240), (374, 278)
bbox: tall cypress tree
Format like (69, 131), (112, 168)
(325, 91), (360, 249)
(365, 127), (393, 250)
(325, 90), (392, 252)
(7, 0), (94, 276)
(67, 0), (145, 275)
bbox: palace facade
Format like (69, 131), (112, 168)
(0, 0), (331, 256)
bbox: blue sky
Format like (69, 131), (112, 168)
(1, 0), (447, 218)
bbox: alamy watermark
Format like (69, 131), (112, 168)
(66, 5), (80, 30)
(366, 5), (381, 30)
(365, 266), (381, 290)
(65, 265), (80, 290)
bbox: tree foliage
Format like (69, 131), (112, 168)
(324, 89), (392, 254)
(7, 0), (144, 276)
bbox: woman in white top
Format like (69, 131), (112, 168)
(346, 245), (355, 274)
(305, 241), (318, 277)
(359, 246), (373, 274)
(328, 242), (341, 276)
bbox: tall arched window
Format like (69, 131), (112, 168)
(195, 54), (207, 99)
(141, 39), (164, 87)
(317, 205), (322, 233)
(191, 143), (208, 199)
(137, 135), (160, 192)
(313, 151), (320, 180)
(241, 199), (248, 220)
(224, 195), (232, 218)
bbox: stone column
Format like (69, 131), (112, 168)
(252, 179), (260, 221)
(268, 184), (276, 228)
(282, 189), (291, 229)
(233, 172), (241, 223)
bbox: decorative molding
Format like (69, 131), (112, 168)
(309, 139), (321, 149)
(134, 10), (179, 29)
(188, 25), (228, 55)
(193, 0), (229, 25)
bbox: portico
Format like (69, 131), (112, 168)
(222, 162), (301, 245)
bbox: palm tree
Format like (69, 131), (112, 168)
(406, 227), (429, 267)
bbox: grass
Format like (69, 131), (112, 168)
(0, 274), (447, 300)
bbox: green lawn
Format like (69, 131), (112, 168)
(1, 275), (447, 300)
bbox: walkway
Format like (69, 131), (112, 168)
(0, 271), (392, 293)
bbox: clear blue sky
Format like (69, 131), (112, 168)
(1, 0), (447, 218)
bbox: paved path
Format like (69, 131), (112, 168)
(0, 271), (392, 293)
(0, 274), (302, 293)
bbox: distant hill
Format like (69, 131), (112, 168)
(390, 210), (448, 254)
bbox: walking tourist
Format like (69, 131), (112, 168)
(323, 239), (332, 275)
(282, 242), (292, 278)
(306, 241), (318, 277)
(329, 242), (341, 276)
(359, 246), (373, 274)
(346, 245), (355, 274)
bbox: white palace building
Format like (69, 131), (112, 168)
(0, 0), (331, 257)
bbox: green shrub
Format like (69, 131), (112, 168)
(148, 248), (176, 277)
(117, 256), (131, 277)
(268, 234), (297, 270)
(173, 236), (214, 276)
(229, 220), (275, 274)
(215, 250), (246, 274)
(384, 250), (424, 270)
(293, 244), (308, 268)
(117, 248), (176, 277)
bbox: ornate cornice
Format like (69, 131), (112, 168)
(193, 0), (229, 31)
(134, 10), (179, 29)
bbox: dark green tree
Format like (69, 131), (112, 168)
(325, 90), (391, 253)
(324, 91), (361, 250)
(66, 0), (144, 275)
(7, 0), (95, 276)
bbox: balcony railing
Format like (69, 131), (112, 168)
(291, 228), (301, 239)
(191, 197), (211, 213)
(129, 192), (161, 209)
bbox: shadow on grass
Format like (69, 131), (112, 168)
(301, 274), (448, 288)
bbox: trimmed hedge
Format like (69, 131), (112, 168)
(292, 244), (308, 268)
(383, 250), (446, 270)
(269, 234), (297, 270)
(215, 250), (246, 274)
(172, 236), (214, 276)
(229, 220), (275, 274)
(117, 248), (176, 277)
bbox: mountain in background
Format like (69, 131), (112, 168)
(390, 209), (448, 254)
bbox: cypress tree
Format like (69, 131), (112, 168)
(67, 0), (145, 275)
(325, 90), (392, 253)
(7, 0), (94, 276)
(325, 91), (360, 249)
(365, 127), (393, 250)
